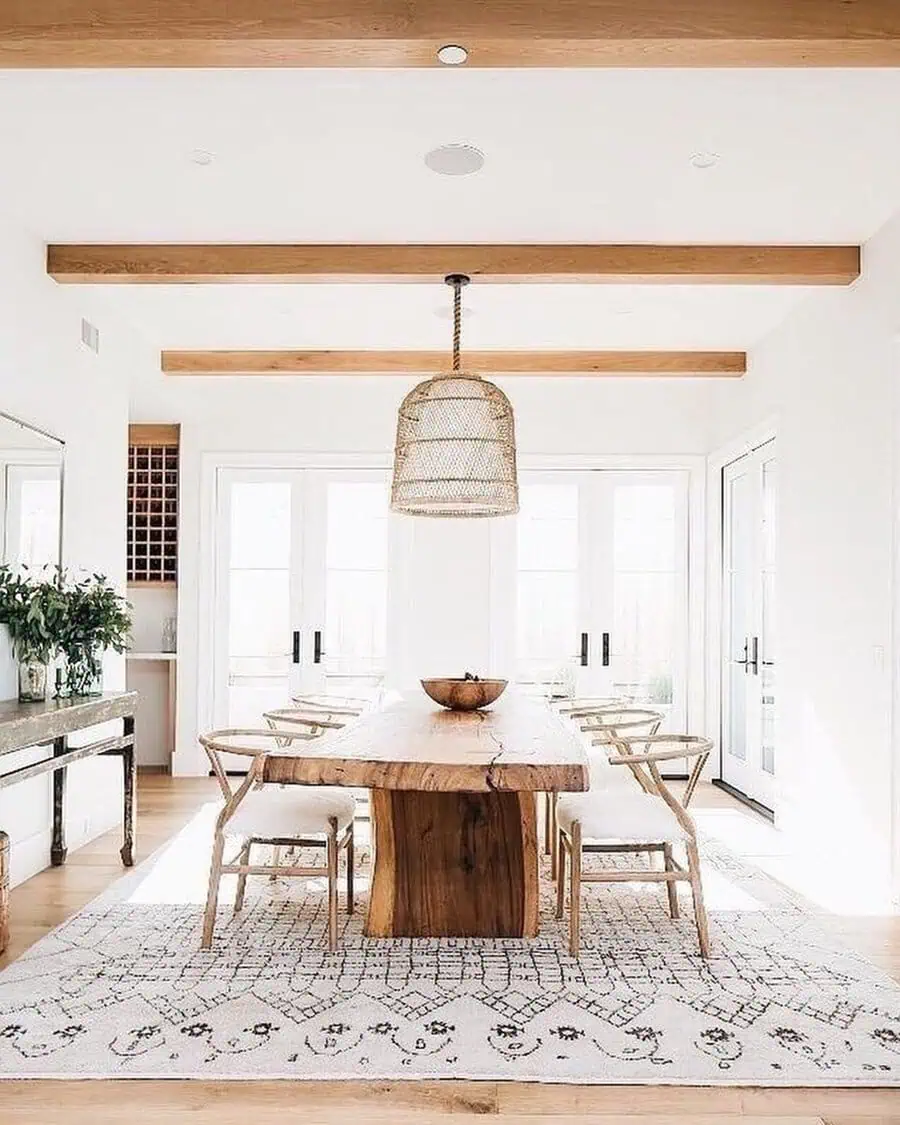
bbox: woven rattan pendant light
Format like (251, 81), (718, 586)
(390, 274), (519, 517)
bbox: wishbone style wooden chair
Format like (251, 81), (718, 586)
(547, 707), (664, 879)
(199, 728), (356, 952)
(556, 735), (714, 959)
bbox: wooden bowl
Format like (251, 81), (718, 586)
(421, 678), (508, 711)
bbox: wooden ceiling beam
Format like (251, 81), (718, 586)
(4, 1), (900, 67)
(48, 244), (860, 286)
(161, 349), (747, 376)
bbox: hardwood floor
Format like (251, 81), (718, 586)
(0, 774), (897, 1124)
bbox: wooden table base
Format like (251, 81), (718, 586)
(366, 789), (539, 939)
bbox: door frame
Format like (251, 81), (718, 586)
(705, 420), (779, 815)
(179, 450), (706, 777)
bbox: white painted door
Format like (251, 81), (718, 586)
(603, 471), (689, 729)
(721, 442), (777, 808)
(491, 472), (595, 696)
(214, 468), (393, 727)
(492, 470), (690, 727)
(214, 469), (304, 728)
(300, 471), (392, 698)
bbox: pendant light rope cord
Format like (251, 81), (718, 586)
(452, 276), (462, 372)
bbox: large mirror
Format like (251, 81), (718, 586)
(0, 410), (64, 571)
(0, 411), (64, 700)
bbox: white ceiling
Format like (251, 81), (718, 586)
(4, 68), (900, 242)
(3, 67), (900, 356)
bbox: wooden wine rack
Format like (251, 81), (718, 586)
(127, 423), (180, 585)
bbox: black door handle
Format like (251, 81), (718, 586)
(580, 632), (589, 667)
(601, 632), (610, 667)
(749, 635), (760, 676)
(313, 630), (324, 664)
(292, 630), (301, 665)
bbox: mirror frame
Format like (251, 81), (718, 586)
(0, 409), (65, 571)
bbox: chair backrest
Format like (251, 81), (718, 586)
(607, 734), (714, 839)
(291, 699), (364, 718)
(199, 727), (318, 799)
(263, 708), (347, 748)
(580, 708), (664, 739)
(291, 691), (380, 717)
(555, 697), (627, 716)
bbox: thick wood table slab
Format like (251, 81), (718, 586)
(265, 694), (588, 939)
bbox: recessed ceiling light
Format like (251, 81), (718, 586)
(189, 149), (215, 166)
(424, 144), (485, 176)
(437, 44), (468, 65)
(690, 151), (720, 169)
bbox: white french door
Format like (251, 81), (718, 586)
(492, 470), (690, 728)
(210, 462), (693, 738)
(721, 442), (777, 809)
(213, 468), (392, 728)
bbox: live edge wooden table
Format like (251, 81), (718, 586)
(265, 693), (589, 939)
(0, 691), (139, 954)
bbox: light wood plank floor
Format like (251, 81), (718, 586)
(0, 774), (897, 1125)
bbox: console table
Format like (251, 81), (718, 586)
(0, 691), (138, 954)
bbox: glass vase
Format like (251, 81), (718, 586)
(66, 651), (103, 697)
(18, 659), (48, 703)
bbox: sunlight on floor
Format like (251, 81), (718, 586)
(116, 789), (899, 925)
(126, 801), (374, 907)
(126, 802), (220, 905)
(694, 803), (899, 918)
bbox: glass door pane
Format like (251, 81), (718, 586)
(760, 455), (777, 781)
(607, 474), (686, 726)
(514, 480), (583, 695)
(723, 468), (753, 772)
(219, 473), (300, 727)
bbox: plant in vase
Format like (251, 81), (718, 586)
(0, 566), (67, 702)
(58, 572), (132, 697)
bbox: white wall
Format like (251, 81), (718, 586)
(0, 220), (153, 885)
(709, 211), (900, 895)
(394, 518), (496, 685)
(133, 375), (717, 459)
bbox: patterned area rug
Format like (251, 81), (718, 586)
(0, 803), (899, 1083)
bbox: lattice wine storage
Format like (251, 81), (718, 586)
(127, 424), (180, 584)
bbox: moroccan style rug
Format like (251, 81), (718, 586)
(0, 803), (899, 1084)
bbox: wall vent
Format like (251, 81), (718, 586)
(80, 318), (100, 353)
